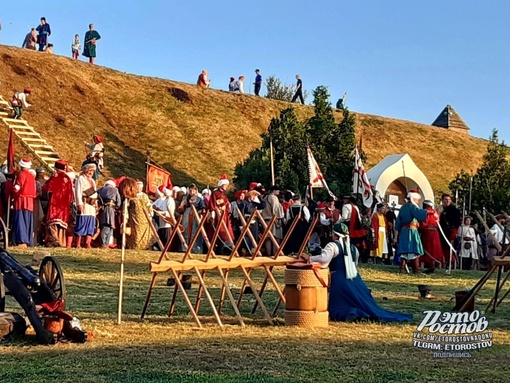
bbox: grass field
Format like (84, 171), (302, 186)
(1, 248), (510, 383)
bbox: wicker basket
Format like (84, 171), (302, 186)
(284, 310), (329, 328)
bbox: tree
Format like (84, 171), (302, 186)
(234, 107), (308, 193)
(265, 75), (308, 103)
(449, 129), (510, 214)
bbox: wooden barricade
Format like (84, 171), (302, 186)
(141, 205), (318, 327)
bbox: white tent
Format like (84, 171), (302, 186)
(367, 154), (434, 209)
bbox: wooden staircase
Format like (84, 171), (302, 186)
(0, 95), (61, 170)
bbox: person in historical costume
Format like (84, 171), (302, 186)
(64, 170), (78, 248)
(12, 158), (36, 247)
(319, 196), (341, 247)
(178, 183), (206, 253)
(457, 216), (479, 270)
(44, 160), (74, 247)
(370, 203), (388, 264)
(385, 206), (397, 265)
(152, 185), (176, 249)
(83, 24), (101, 64)
(261, 185), (285, 256)
(36, 17), (51, 52)
(239, 190), (266, 254)
(74, 163), (98, 248)
(230, 190), (248, 244)
(301, 223), (412, 323)
(340, 195), (352, 225)
(201, 188), (211, 206)
(29, 168), (44, 245)
(418, 200), (444, 269)
(207, 174), (235, 254)
(97, 180), (121, 248)
(85, 135), (104, 170)
(284, 194), (311, 255)
(438, 193), (462, 267)
(487, 215), (508, 267)
(119, 178), (156, 250)
(344, 196), (366, 261)
(135, 180), (153, 216)
(395, 190), (430, 274)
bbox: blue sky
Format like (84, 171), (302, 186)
(0, 1), (507, 142)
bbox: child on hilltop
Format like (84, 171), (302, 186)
(45, 43), (54, 54)
(72, 34), (81, 59)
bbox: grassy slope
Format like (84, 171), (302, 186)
(0, 45), (487, 194)
(1, 248), (510, 383)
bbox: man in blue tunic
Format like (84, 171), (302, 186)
(36, 17), (51, 52)
(395, 189), (430, 274)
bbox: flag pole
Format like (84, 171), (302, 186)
(117, 198), (128, 324)
(145, 151), (151, 194)
(270, 137), (275, 186)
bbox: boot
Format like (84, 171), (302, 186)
(85, 236), (92, 249)
(75, 236), (82, 248)
(412, 258), (422, 274)
(399, 259), (407, 274)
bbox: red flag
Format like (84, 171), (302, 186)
(7, 129), (15, 175)
(146, 163), (172, 194)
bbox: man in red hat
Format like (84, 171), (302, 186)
(44, 160), (74, 247)
(207, 174), (234, 253)
(12, 158), (36, 247)
(11, 88), (31, 120)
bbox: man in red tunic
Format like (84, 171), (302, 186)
(12, 158), (36, 247)
(347, 196), (366, 259)
(207, 174), (234, 254)
(419, 200), (444, 269)
(44, 160), (74, 247)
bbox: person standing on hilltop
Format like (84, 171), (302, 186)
(228, 77), (236, 92)
(254, 69), (262, 96)
(234, 76), (245, 93)
(36, 17), (51, 52)
(72, 34), (81, 60)
(83, 24), (101, 64)
(197, 70), (211, 88)
(22, 28), (37, 50)
(291, 74), (304, 104)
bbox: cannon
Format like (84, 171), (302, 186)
(0, 249), (70, 344)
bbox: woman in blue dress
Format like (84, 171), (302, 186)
(302, 223), (412, 323)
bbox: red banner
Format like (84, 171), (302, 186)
(146, 163), (172, 194)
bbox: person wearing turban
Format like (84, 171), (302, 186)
(74, 163), (98, 248)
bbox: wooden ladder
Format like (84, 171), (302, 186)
(0, 95), (61, 171)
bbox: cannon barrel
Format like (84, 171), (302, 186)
(0, 251), (40, 290)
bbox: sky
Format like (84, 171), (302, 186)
(0, 1), (508, 142)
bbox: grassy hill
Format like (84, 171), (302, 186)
(0, 45), (487, 194)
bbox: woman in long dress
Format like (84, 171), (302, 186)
(83, 23), (101, 64)
(119, 178), (156, 250)
(303, 223), (412, 323)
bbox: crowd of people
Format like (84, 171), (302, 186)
(1, 146), (500, 277)
(19, 17), (101, 64)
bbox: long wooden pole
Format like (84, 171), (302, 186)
(270, 137), (275, 186)
(117, 199), (128, 324)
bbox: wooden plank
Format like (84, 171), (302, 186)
(193, 266), (223, 327)
(4, 118), (29, 125)
(150, 255), (299, 272)
(171, 269), (202, 328)
(13, 131), (40, 136)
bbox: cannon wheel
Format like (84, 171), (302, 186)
(39, 256), (66, 309)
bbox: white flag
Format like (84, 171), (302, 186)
(352, 148), (373, 207)
(307, 147), (336, 199)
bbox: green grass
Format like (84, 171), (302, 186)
(1, 248), (510, 382)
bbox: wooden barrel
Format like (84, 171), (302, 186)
(284, 268), (329, 328)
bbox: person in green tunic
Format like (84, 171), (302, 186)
(83, 24), (101, 64)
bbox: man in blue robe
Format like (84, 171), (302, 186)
(395, 189), (430, 274)
(36, 17), (51, 52)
